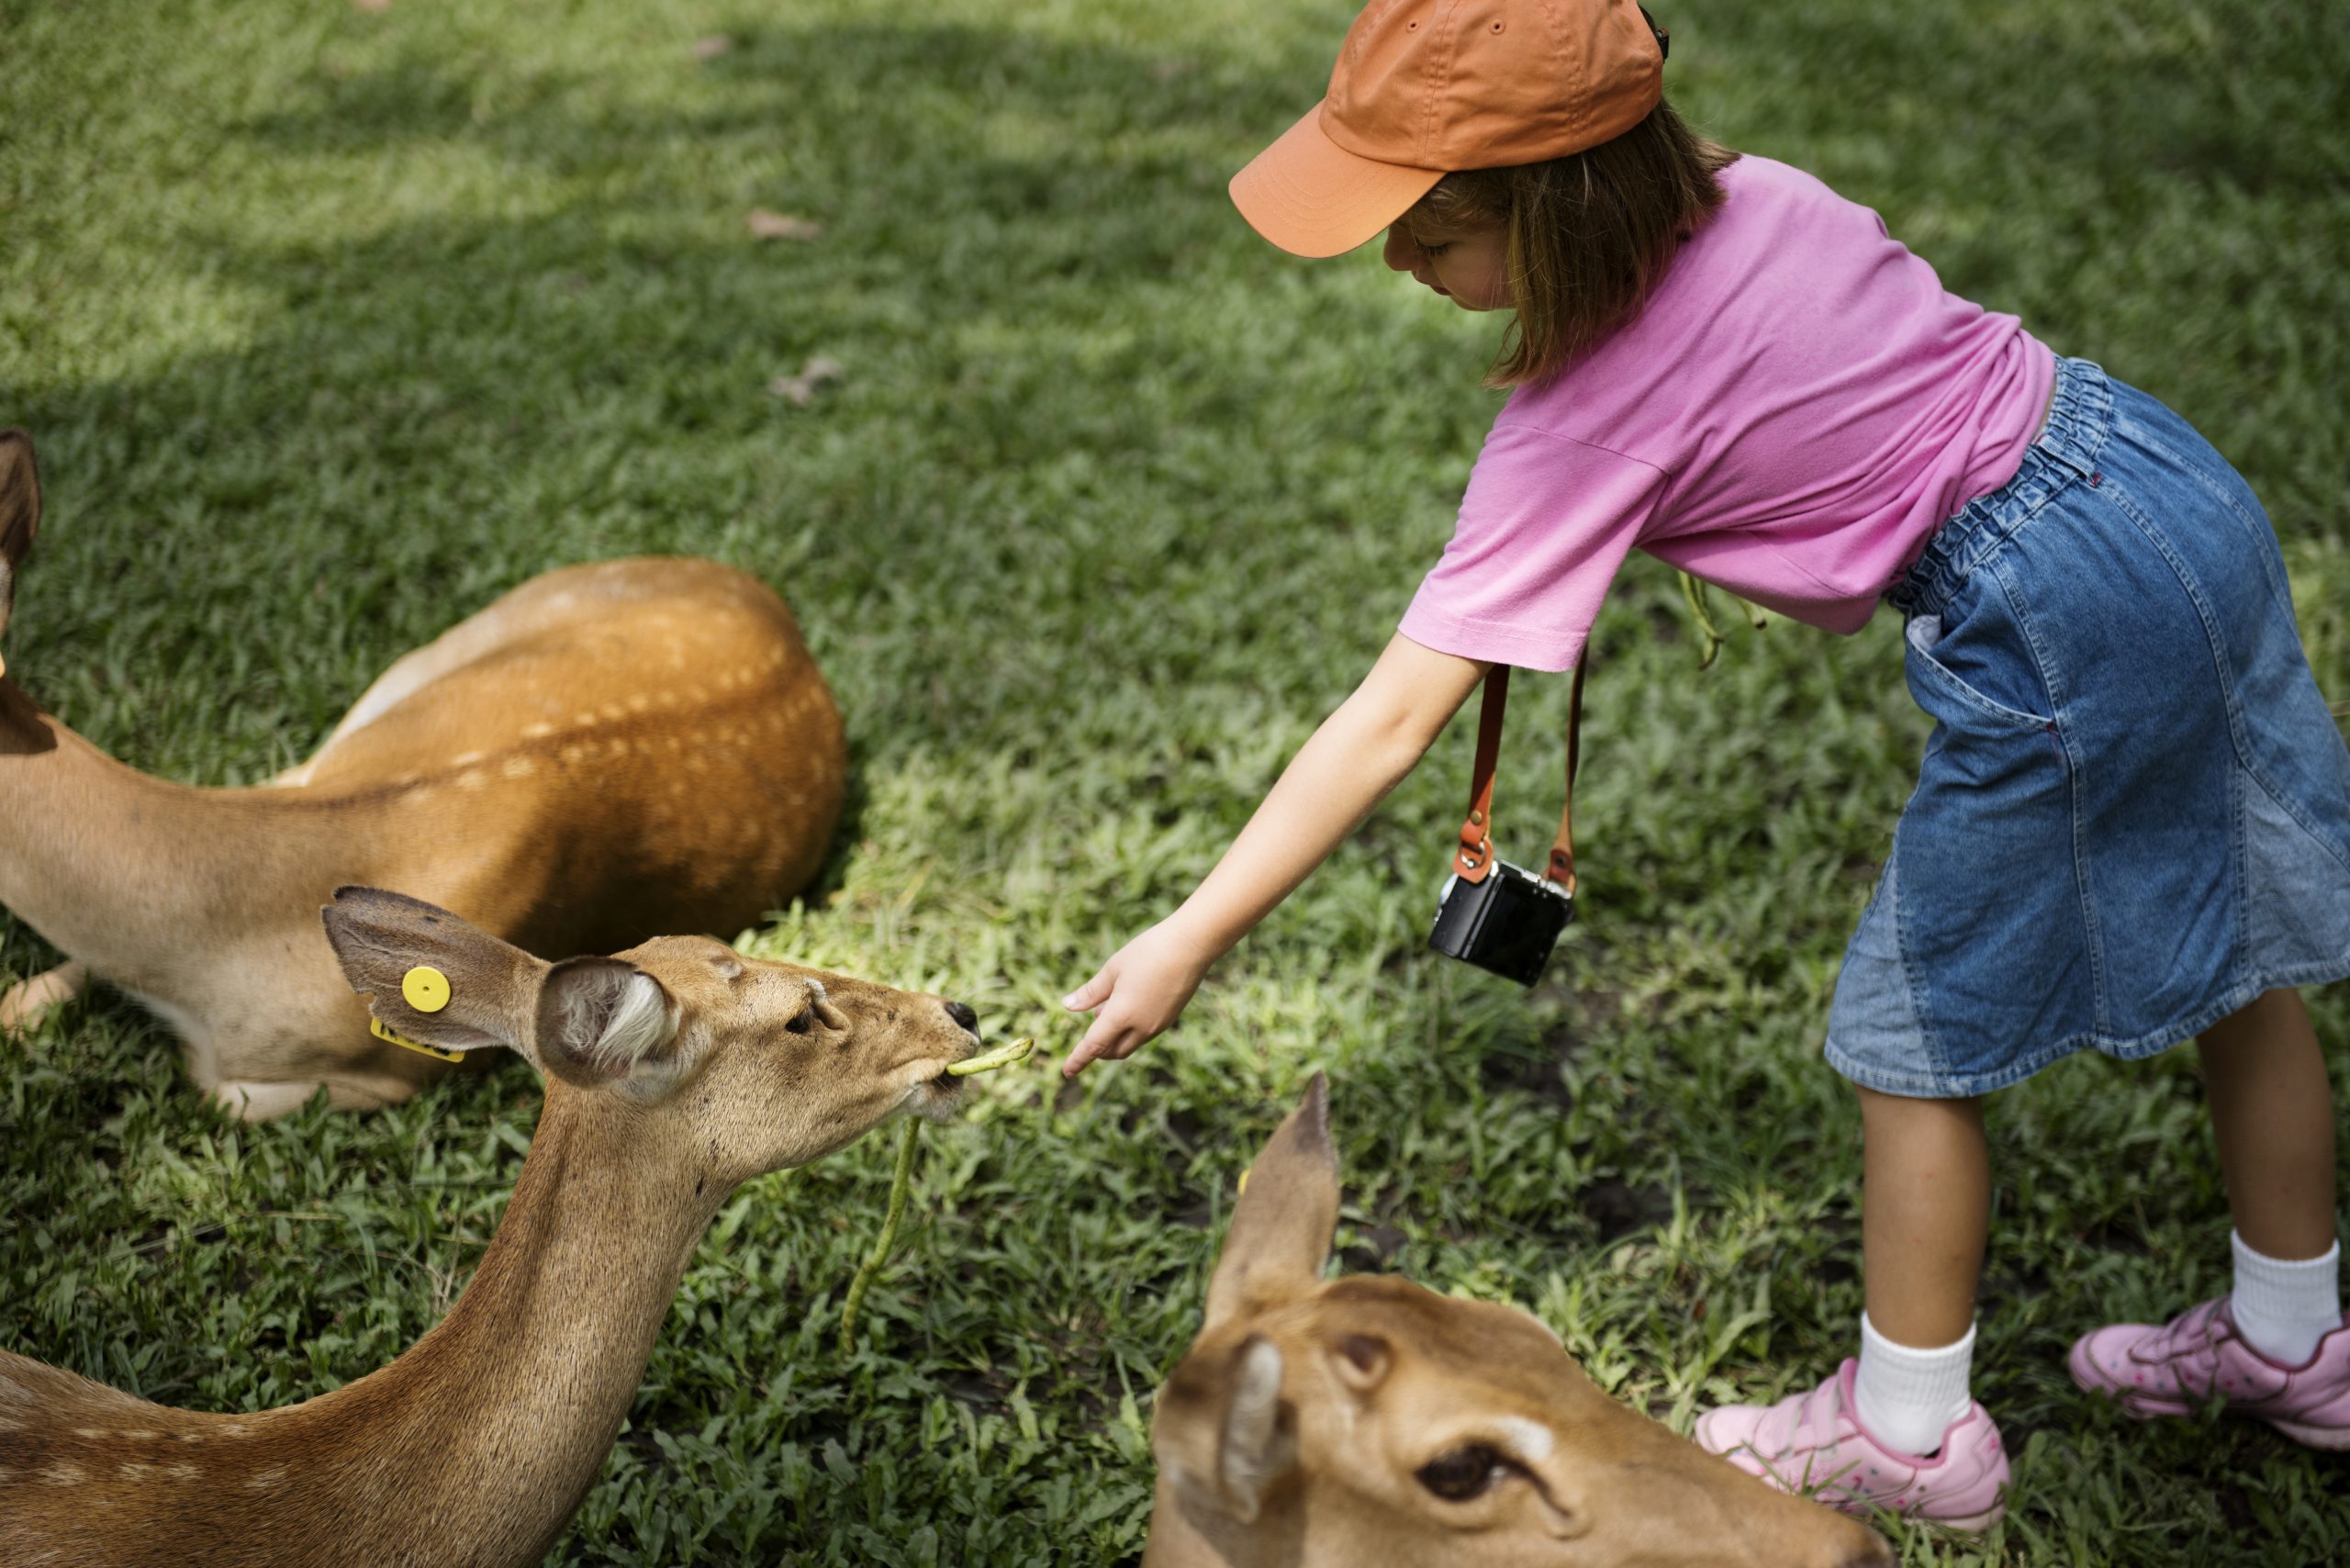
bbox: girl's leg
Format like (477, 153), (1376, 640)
(2200, 987), (2342, 1362)
(1860, 1086), (1989, 1345)
(1695, 1085), (2012, 1523)
(1851, 1087), (1989, 1454)
(2200, 987), (2337, 1259)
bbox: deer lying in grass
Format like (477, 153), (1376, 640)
(0, 429), (846, 1116)
(0, 887), (985, 1568)
(1145, 1078), (1893, 1568)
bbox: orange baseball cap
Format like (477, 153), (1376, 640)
(1231, 1), (1668, 258)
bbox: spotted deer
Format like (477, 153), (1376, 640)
(0, 429), (846, 1115)
(0, 887), (988, 1568)
(1145, 1078), (1893, 1568)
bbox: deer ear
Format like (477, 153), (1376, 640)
(320, 886), (544, 1058)
(1216, 1336), (1295, 1523)
(1205, 1073), (1339, 1330)
(533, 957), (679, 1093)
(0, 429), (41, 647)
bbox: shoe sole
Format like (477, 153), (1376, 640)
(1713, 1439), (2008, 1534)
(2067, 1337), (2350, 1450)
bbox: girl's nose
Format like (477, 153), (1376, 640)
(1381, 226), (1421, 272)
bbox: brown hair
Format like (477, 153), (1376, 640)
(1408, 98), (1739, 387)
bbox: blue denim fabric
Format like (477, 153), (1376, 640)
(1827, 359), (2350, 1098)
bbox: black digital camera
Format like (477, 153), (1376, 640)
(1427, 859), (1574, 987)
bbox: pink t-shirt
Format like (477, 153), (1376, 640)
(1398, 155), (2055, 672)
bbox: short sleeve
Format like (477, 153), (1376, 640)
(1398, 421), (1668, 672)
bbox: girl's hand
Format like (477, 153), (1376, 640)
(1060, 920), (1214, 1077)
(1058, 634), (1484, 1081)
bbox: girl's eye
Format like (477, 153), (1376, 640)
(1420, 240), (1450, 256)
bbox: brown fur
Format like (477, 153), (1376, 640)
(0, 889), (986, 1568)
(0, 430), (36, 645)
(1143, 1079), (1892, 1568)
(0, 430), (846, 1116)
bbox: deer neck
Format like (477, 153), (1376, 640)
(0, 679), (357, 993)
(293, 1088), (723, 1562)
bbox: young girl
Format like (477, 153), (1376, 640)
(1059, 0), (2350, 1529)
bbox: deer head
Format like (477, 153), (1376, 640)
(319, 886), (982, 1182)
(0, 429), (39, 659)
(1147, 1077), (1891, 1568)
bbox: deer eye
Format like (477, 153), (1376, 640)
(1416, 1444), (1505, 1502)
(783, 1002), (816, 1035)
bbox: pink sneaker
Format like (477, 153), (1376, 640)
(1694, 1360), (2009, 1531)
(2068, 1298), (2350, 1449)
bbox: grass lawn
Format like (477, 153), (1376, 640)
(5, 1), (2347, 1562)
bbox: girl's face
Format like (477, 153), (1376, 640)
(1382, 217), (1510, 311)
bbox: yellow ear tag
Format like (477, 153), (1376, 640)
(371, 1014), (464, 1063)
(1237, 1169), (1251, 1197)
(401, 966), (452, 1014)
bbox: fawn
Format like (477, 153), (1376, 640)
(1144, 1078), (1893, 1567)
(0, 429), (846, 1116)
(0, 887), (986, 1568)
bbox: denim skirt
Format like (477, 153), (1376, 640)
(1826, 358), (2350, 1098)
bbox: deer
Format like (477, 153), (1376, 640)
(1144, 1077), (1895, 1568)
(0, 886), (990, 1568)
(0, 428), (846, 1117)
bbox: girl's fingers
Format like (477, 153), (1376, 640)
(1062, 967), (1113, 1013)
(1063, 1006), (1148, 1078)
(1060, 1026), (1114, 1078)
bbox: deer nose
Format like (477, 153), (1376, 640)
(942, 1000), (978, 1032)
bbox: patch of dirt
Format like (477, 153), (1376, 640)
(1580, 1178), (1674, 1246)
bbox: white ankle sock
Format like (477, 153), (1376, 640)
(1852, 1313), (1975, 1458)
(2230, 1230), (2343, 1365)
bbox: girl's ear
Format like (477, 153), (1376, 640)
(1204, 1074), (1340, 1330)
(319, 886), (545, 1059)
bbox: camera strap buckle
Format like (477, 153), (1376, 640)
(1450, 658), (1586, 893)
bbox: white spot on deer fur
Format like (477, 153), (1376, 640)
(246, 1466), (286, 1491)
(500, 756), (536, 779)
(73, 1428), (103, 1439)
(39, 1462), (84, 1484)
(119, 1462), (152, 1479)
(452, 751), (487, 768)
(218, 1423), (250, 1437)
(1494, 1416), (1553, 1463)
(522, 722), (555, 739)
(166, 1462), (201, 1481)
(455, 770), (487, 791)
(120, 1429), (160, 1442)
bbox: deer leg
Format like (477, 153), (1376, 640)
(207, 1068), (425, 1121)
(0, 960), (88, 1033)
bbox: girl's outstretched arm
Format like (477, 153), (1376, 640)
(1061, 633), (1485, 1076)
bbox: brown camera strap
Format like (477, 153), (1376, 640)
(1451, 660), (1586, 893)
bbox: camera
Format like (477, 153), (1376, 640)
(1428, 858), (1574, 987)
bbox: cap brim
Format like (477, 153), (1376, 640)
(1229, 100), (1445, 260)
